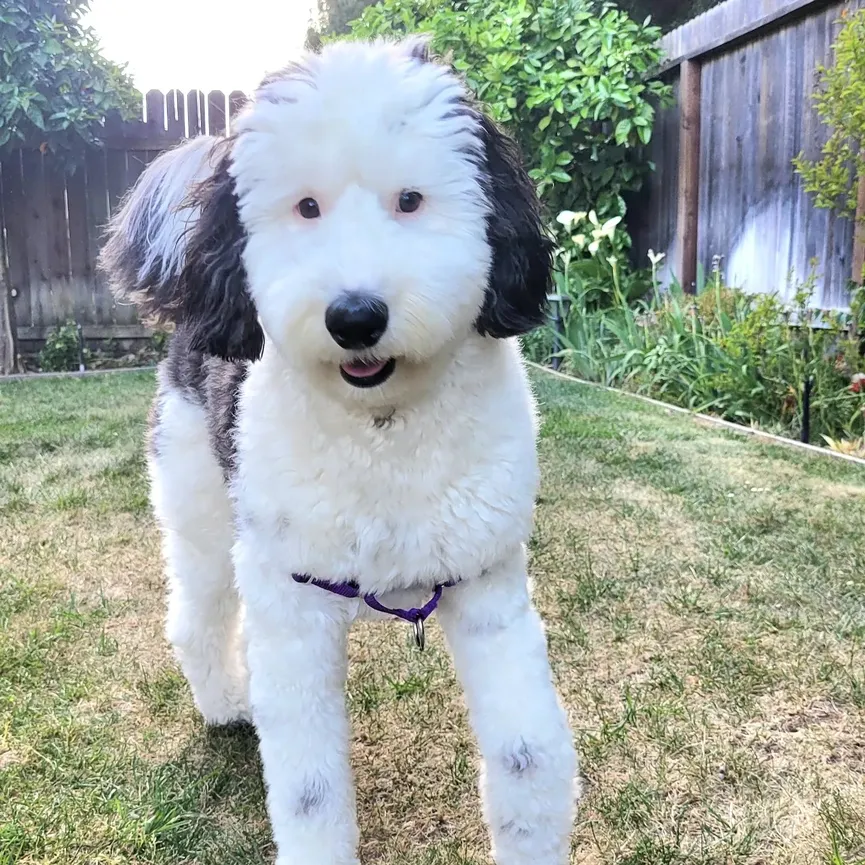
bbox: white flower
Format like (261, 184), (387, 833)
(606, 255), (618, 268)
(572, 233), (587, 250)
(556, 210), (587, 228)
(648, 249), (666, 266)
(599, 216), (622, 238)
(578, 211), (622, 256)
(586, 216), (622, 256)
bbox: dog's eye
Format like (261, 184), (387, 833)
(297, 198), (321, 219)
(397, 191), (423, 214)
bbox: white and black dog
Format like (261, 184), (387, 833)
(100, 37), (578, 865)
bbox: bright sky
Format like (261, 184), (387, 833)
(84, 0), (315, 93)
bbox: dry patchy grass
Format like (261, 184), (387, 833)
(1, 370), (864, 865)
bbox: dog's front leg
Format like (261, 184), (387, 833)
(235, 543), (358, 865)
(438, 550), (578, 865)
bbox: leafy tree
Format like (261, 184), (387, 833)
(0, 0), (137, 155)
(0, 0), (138, 372)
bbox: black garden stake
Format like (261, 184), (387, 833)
(801, 375), (812, 444)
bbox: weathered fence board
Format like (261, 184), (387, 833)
(187, 90), (206, 138)
(22, 150), (50, 330)
(229, 91), (247, 126)
(631, 0), (864, 308)
(208, 91), (227, 137)
(2, 154), (31, 329)
(84, 149), (110, 326)
(66, 163), (91, 325)
(166, 90), (186, 139)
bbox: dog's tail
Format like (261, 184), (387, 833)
(98, 135), (222, 326)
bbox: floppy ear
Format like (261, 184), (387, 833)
(177, 150), (265, 362)
(474, 115), (553, 339)
(99, 136), (264, 362)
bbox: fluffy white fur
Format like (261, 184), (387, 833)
(101, 38), (579, 865)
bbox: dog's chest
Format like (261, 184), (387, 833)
(235, 399), (537, 591)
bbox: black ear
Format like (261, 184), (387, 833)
(178, 150), (264, 361)
(474, 115), (553, 339)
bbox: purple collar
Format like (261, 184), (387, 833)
(292, 574), (457, 650)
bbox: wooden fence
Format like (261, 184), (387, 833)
(5, 2), (864, 345)
(0, 89), (246, 345)
(628, 0), (865, 309)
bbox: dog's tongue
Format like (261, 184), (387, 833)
(340, 359), (388, 378)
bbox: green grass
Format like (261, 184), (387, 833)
(1, 369), (864, 865)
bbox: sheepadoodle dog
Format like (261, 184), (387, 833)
(100, 37), (578, 865)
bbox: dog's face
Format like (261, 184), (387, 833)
(182, 39), (552, 400)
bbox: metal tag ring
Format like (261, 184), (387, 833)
(413, 617), (425, 651)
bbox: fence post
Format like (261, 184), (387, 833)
(0, 254), (18, 374)
(0, 157), (20, 373)
(676, 59), (702, 294)
(852, 172), (865, 286)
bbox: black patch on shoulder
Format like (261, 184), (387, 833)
(164, 331), (207, 401)
(161, 327), (249, 478)
(204, 360), (249, 478)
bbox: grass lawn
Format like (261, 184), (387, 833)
(1, 368), (864, 865)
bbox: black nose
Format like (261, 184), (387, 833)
(325, 292), (389, 350)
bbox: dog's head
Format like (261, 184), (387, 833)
(114, 39), (552, 399)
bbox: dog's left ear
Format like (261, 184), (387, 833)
(177, 148), (265, 361)
(474, 115), (553, 339)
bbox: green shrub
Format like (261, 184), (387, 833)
(552, 235), (865, 444)
(38, 321), (89, 372)
(793, 9), (865, 247)
(348, 0), (671, 257)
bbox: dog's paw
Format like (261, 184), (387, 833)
(203, 707), (253, 727)
(196, 687), (251, 727)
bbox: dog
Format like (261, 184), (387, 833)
(100, 37), (578, 865)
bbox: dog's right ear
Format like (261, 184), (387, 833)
(99, 136), (264, 362)
(177, 149), (264, 362)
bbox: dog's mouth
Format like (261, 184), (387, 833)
(339, 357), (396, 388)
